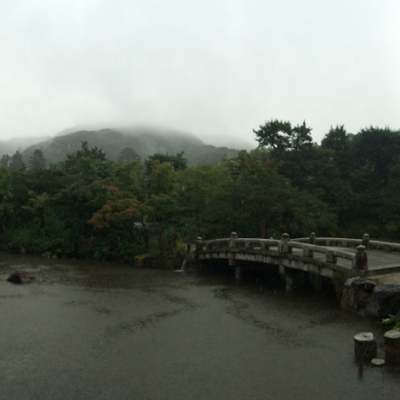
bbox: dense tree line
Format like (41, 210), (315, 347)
(1, 120), (400, 266)
(253, 120), (400, 238)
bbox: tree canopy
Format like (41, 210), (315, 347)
(1, 122), (400, 267)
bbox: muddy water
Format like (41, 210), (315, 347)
(0, 255), (398, 400)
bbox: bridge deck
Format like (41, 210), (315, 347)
(295, 246), (400, 275)
(235, 245), (400, 276)
(197, 237), (400, 277)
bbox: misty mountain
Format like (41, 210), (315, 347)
(18, 125), (243, 166)
(0, 136), (50, 158)
(54, 123), (255, 150)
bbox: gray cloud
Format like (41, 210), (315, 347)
(1, 0), (399, 146)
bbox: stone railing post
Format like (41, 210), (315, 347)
(326, 251), (337, 264)
(278, 233), (291, 254)
(355, 245), (368, 270)
(309, 232), (316, 245)
(229, 232), (237, 266)
(195, 236), (202, 252)
(229, 232), (238, 249)
(362, 233), (370, 250)
(260, 237), (274, 251)
(303, 246), (313, 259)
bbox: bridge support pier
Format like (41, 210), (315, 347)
(285, 275), (294, 292)
(235, 265), (242, 281)
(279, 265), (294, 292)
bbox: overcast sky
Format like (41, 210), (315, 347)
(1, 0), (399, 146)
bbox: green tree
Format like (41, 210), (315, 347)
(380, 161), (400, 239)
(222, 149), (337, 238)
(88, 182), (152, 242)
(64, 141), (108, 170)
(321, 125), (349, 150)
(254, 120), (292, 153)
(0, 166), (13, 234)
(147, 152), (187, 172)
(0, 154), (10, 168)
(343, 126), (400, 236)
(174, 163), (231, 239)
(112, 160), (148, 202)
(9, 151), (25, 169)
(147, 160), (176, 197)
(253, 119), (315, 189)
(28, 149), (46, 169)
(118, 147), (139, 162)
(254, 119), (313, 154)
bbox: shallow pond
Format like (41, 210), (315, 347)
(0, 254), (398, 399)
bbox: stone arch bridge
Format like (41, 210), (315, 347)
(195, 233), (400, 291)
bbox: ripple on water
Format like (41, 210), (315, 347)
(0, 254), (399, 400)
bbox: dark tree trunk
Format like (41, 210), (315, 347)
(259, 217), (266, 238)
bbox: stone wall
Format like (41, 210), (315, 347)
(341, 277), (400, 319)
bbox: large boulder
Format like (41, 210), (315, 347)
(373, 284), (400, 317)
(341, 277), (400, 319)
(341, 278), (377, 314)
(7, 270), (36, 284)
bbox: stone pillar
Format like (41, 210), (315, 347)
(285, 275), (294, 292)
(229, 232), (238, 248)
(309, 232), (316, 245)
(362, 233), (370, 250)
(354, 332), (377, 360)
(326, 251), (337, 264)
(303, 246), (313, 259)
(195, 237), (202, 252)
(229, 232), (237, 266)
(278, 233), (291, 254)
(305, 233), (316, 259)
(355, 245), (368, 270)
(384, 330), (400, 365)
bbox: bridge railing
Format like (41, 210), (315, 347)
(198, 237), (280, 252)
(235, 238), (280, 251)
(292, 236), (400, 253)
(292, 237), (360, 247)
(368, 240), (400, 252)
(196, 235), (359, 269)
(288, 241), (356, 268)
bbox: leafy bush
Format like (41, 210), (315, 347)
(382, 314), (400, 331)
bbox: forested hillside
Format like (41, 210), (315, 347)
(0, 119), (399, 268)
(0, 136), (50, 158)
(15, 126), (240, 167)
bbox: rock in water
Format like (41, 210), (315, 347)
(7, 271), (36, 284)
(371, 358), (385, 367)
(354, 332), (377, 360)
(384, 330), (400, 365)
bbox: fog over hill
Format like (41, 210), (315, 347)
(54, 123), (254, 150)
(7, 124), (252, 167)
(0, 136), (51, 158)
